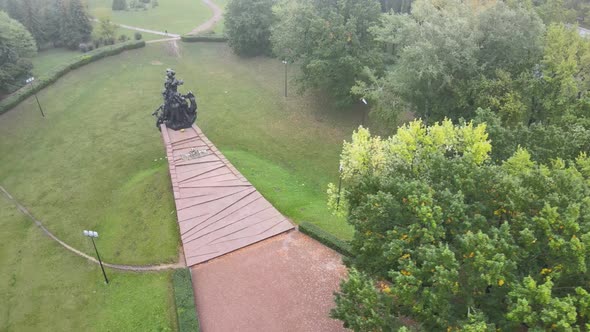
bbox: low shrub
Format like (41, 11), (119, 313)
(0, 40), (146, 115)
(298, 222), (353, 257)
(180, 33), (228, 43)
(118, 34), (129, 42)
(173, 268), (200, 332)
(134, 32), (142, 40)
(79, 43), (89, 53)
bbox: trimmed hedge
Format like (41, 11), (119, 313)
(299, 222), (353, 257)
(0, 40), (146, 115)
(180, 34), (228, 43)
(173, 268), (200, 332)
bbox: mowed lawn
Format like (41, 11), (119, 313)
(88, 0), (212, 34)
(0, 195), (177, 331)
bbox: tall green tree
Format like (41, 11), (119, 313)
(478, 2), (545, 76)
(0, 10), (37, 92)
(357, 0), (481, 122)
(225, 0), (275, 56)
(20, 0), (45, 46)
(271, 0), (383, 104)
(536, 23), (590, 122)
(95, 18), (116, 44)
(63, 0), (92, 49)
(330, 122), (590, 330)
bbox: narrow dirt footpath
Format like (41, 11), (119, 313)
(188, 0), (223, 35)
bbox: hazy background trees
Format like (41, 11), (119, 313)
(0, 0), (92, 49)
(224, 0), (275, 56)
(0, 10), (37, 93)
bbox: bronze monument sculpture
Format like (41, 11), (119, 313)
(153, 69), (197, 130)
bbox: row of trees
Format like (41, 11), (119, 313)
(0, 0), (92, 50)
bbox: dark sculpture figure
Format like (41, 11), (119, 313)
(153, 69), (197, 130)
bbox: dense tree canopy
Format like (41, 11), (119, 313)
(224, 0), (275, 56)
(331, 122), (590, 330)
(355, 0), (545, 125)
(271, 0), (383, 104)
(0, 10), (36, 93)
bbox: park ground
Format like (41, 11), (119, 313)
(0, 39), (363, 330)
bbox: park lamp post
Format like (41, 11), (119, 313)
(83, 230), (109, 284)
(282, 60), (288, 98)
(336, 162), (343, 211)
(25, 77), (45, 118)
(361, 98), (368, 126)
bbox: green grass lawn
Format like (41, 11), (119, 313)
(0, 195), (177, 331)
(88, 0), (212, 34)
(32, 48), (82, 78)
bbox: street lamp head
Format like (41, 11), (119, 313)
(83, 230), (99, 238)
(361, 98), (368, 105)
(282, 60), (288, 64)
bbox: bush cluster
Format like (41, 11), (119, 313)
(78, 42), (96, 52)
(298, 222), (352, 257)
(172, 269), (200, 332)
(0, 40), (145, 115)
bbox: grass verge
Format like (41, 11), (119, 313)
(1, 40), (146, 115)
(0, 194), (177, 331)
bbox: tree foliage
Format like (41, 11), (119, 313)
(0, 10), (36, 93)
(331, 122), (590, 330)
(95, 18), (117, 44)
(271, 0), (383, 104)
(356, 0), (545, 124)
(225, 0), (275, 56)
(63, 0), (92, 49)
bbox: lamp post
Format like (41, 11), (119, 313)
(360, 98), (368, 126)
(282, 60), (288, 97)
(26, 77), (45, 118)
(83, 230), (109, 284)
(336, 162), (343, 211)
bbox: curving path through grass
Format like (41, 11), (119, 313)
(93, 0), (224, 43)
(188, 0), (223, 35)
(1, 185), (185, 271)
